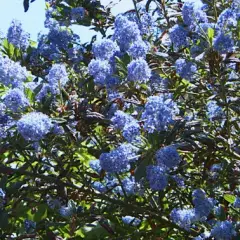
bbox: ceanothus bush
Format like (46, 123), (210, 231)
(0, 0), (239, 239)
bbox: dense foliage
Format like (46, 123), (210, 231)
(0, 0), (240, 239)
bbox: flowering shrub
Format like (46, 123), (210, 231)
(0, 0), (239, 239)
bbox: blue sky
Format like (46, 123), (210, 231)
(0, 0), (133, 43)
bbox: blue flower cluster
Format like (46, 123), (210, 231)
(175, 58), (197, 81)
(47, 64), (69, 93)
(156, 146), (181, 169)
(17, 112), (53, 141)
(7, 20), (30, 50)
(125, 4), (155, 35)
(59, 205), (74, 218)
(141, 95), (179, 133)
(206, 100), (223, 120)
(147, 146), (181, 191)
(146, 165), (168, 190)
(37, 24), (79, 60)
(217, 9), (238, 28)
(88, 13), (151, 88)
(111, 110), (140, 142)
(0, 103), (6, 117)
(71, 7), (85, 21)
(114, 176), (139, 196)
(127, 59), (151, 83)
(99, 143), (138, 173)
(192, 189), (215, 218)
(113, 15), (141, 51)
(170, 208), (198, 231)
(92, 39), (119, 60)
(213, 33), (234, 54)
(3, 88), (29, 112)
(233, 197), (240, 208)
(169, 25), (189, 50)
(182, 1), (208, 30)
(128, 40), (149, 59)
(122, 216), (141, 226)
(0, 54), (28, 88)
(211, 221), (236, 240)
(24, 219), (36, 233)
(88, 59), (112, 85)
(171, 189), (217, 230)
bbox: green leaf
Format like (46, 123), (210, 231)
(82, 221), (112, 240)
(25, 87), (34, 103)
(134, 157), (152, 182)
(224, 194), (236, 203)
(208, 28), (214, 45)
(33, 204), (48, 222)
(0, 210), (8, 230)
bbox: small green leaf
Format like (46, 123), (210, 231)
(33, 204), (48, 222)
(208, 28), (214, 45)
(224, 194), (236, 203)
(135, 157), (152, 182)
(0, 210), (8, 229)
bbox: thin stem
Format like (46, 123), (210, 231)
(132, 0), (141, 24)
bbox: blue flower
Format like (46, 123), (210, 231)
(92, 182), (107, 193)
(127, 59), (151, 83)
(217, 9), (237, 29)
(128, 39), (149, 58)
(170, 208), (198, 230)
(71, 7), (85, 21)
(88, 59), (112, 85)
(182, 1), (208, 30)
(213, 33), (234, 54)
(17, 112), (53, 141)
(111, 110), (135, 130)
(93, 39), (119, 60)
(233, 197), (240, 208)
(89, 159), (102, 174)
(47, 64), (69, 93)
(3, 88), (29, 112)
(0, 54), (28, 88)
(156, 146), (181, 170)
(121, 177), (137, 195)
(171, 175), (185, 187)
(210, 163), (223, 172)
(206, 100), (223, 120)
(7, 20), (30, 50)
(141, 95), (179, 133)
(211, 221), (236, 240)
(113, 15), (141, 51)
(122, 121), (140, 143)
(24, 219), (36, 233)
(99, 144), (137, 173)
(193, 232), (211, 240)
(59, 206), (74, 218)
(192, 189), (215, 218)
(47, 25), (79, 51)
(146, 165), (168, 191)
(122, 216), (141, 226)
(175, 58), (197, 81)
(138, 8), (155, 35)
(0, 103), (6, 117)
(169, 25), (189, 50)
